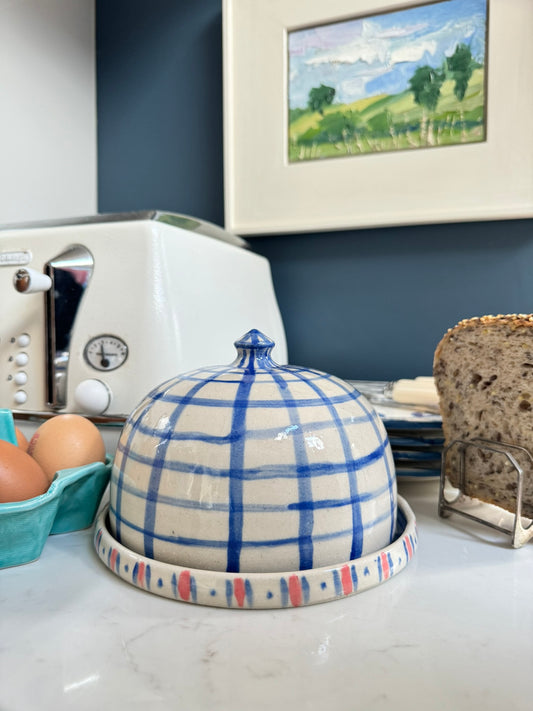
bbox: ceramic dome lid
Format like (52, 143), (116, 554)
(110, 330), (397, 575)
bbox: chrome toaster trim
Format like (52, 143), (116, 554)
(0, 211), (248, 249)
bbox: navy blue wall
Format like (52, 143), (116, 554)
(96, 1), (533, 380)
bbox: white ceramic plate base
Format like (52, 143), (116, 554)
(94, 496), (417, 609)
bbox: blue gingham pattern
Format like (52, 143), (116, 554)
(110, 330), (396, 574)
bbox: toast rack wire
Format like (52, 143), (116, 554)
(438, 437), (533, 548)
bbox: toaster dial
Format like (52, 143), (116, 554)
(84, 335), (128, 371)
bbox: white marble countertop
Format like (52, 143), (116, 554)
(2, 479), (532, 711)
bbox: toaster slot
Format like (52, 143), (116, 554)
(45, 245), (93, 410)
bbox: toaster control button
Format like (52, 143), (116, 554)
(14, 352), (29, 367)
(14, 390), (27, 405)
(13, 371), (27, 386)
(17, 333), (31, 347)
(74, 379), (112, 415)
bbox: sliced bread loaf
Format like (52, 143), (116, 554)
(433, 314), (533, 519)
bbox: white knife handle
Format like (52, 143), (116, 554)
(391, 377), (439, 407)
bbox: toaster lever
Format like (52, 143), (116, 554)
(13, 268), (52, 294)
(45, 245), (94, 410)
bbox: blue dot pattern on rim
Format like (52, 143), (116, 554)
(110, 330), (396, 574)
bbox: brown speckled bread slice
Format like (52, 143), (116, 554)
(433, 314), (533, 519)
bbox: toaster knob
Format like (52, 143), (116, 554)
(74, 379), (112, 415)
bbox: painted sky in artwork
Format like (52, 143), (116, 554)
(288, 0), (487, 109)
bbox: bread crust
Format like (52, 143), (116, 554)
(434, 314), (533, 518)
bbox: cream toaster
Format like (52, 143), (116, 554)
(0, 211), (287, 420)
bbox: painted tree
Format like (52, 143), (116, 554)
(447, 43), (475, 140)
(307, 84), (335, 115)
(447, 43), (474, 101)
(408, 66), (444, 145)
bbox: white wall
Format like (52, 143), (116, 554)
(0, 0), (96, 223)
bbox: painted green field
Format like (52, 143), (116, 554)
(289, 68), (485, 162)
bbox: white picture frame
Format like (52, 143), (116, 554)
(223, 0), (533, 235)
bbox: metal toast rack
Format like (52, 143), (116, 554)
(438, 438), (533, 548)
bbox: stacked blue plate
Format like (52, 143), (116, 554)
(349, 382), (443, 480)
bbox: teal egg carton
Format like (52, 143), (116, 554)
(0, 410), (111, 569)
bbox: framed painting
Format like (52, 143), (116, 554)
(223, 0), (533, 235)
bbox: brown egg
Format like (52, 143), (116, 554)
(15, 426), (28, 451)
(27, 414), (106, 482)
(0, 440), (49, 502)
